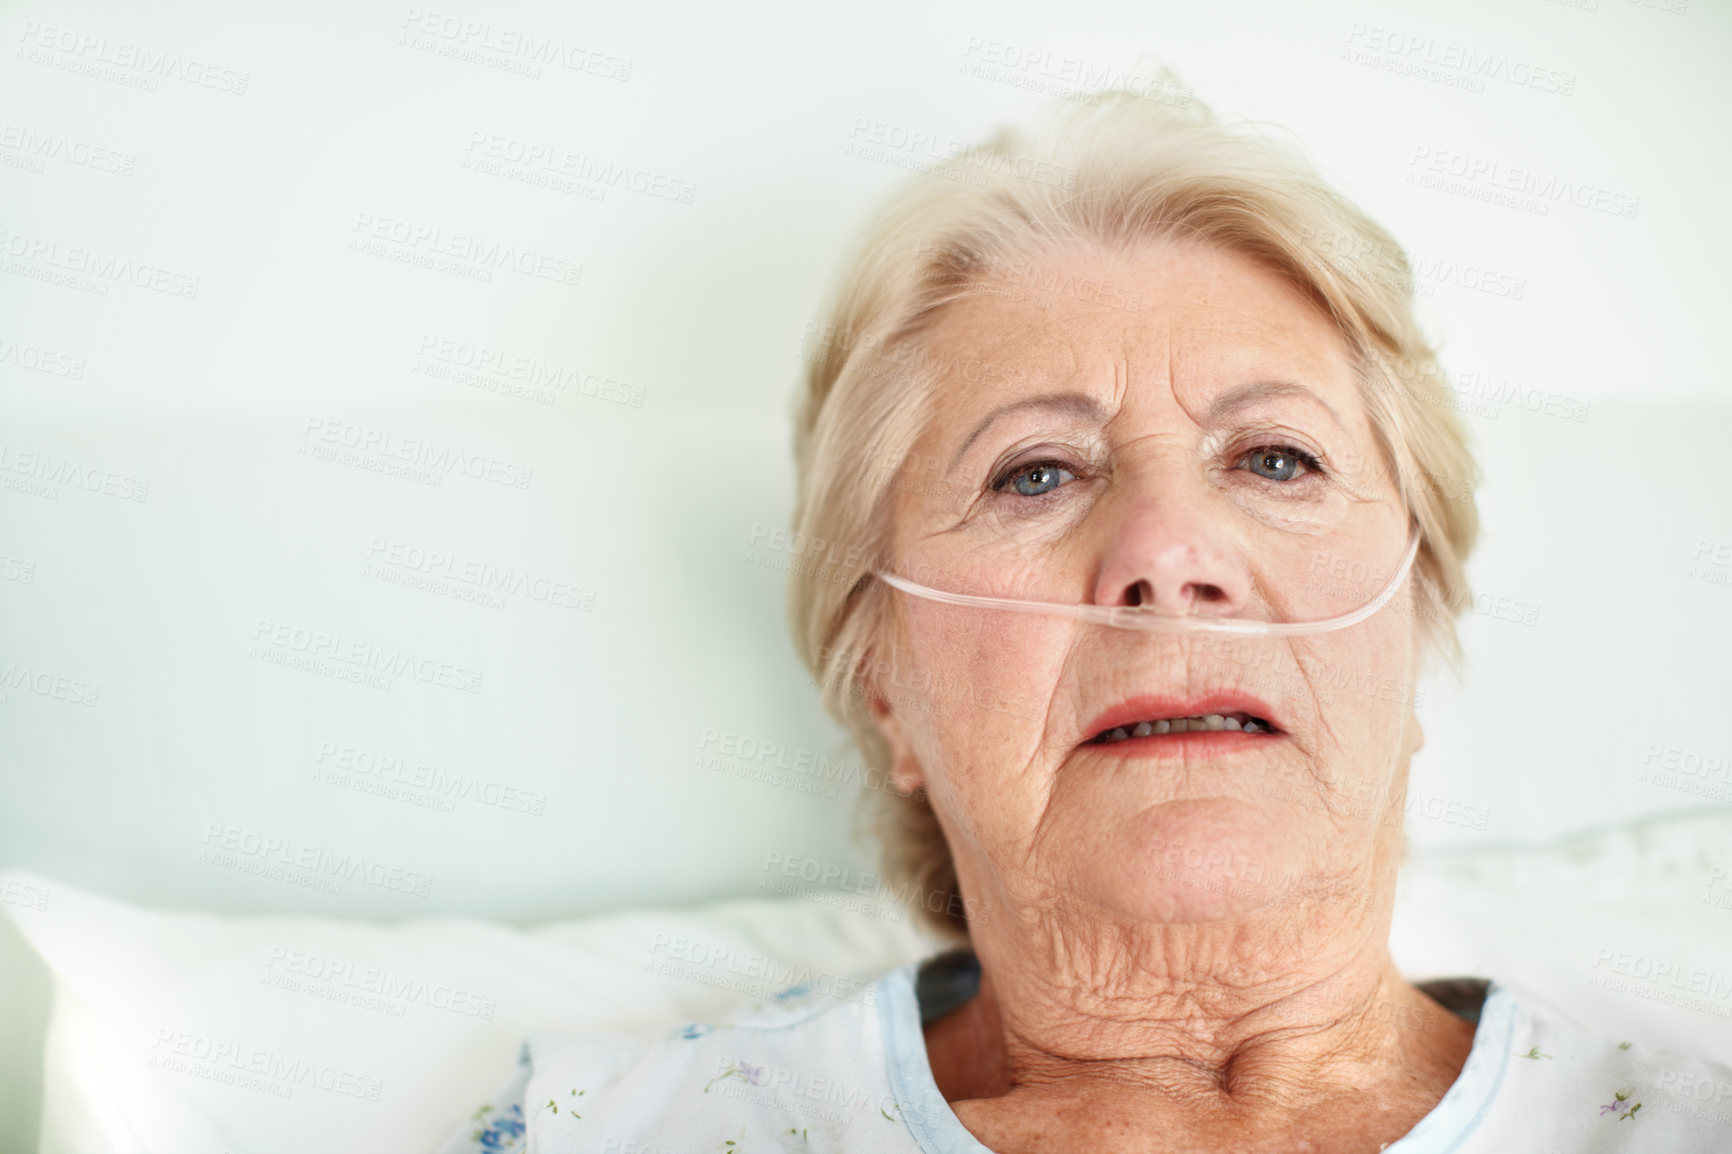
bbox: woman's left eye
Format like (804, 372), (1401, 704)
(995, 461), (1076, 497)
(1237, 445), (1320, 482)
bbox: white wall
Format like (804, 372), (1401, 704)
(2, 0), (1728, 1148)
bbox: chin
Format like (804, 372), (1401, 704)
(1082, 797), (1311, 925)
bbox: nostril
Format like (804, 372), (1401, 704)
(1121, 580), (1229, 610)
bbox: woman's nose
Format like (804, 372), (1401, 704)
(1089, 478), (1252, 616)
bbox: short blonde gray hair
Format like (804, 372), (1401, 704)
(786, 83), (1480, 941)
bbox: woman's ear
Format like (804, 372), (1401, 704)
(1406, 707), (1425, 757)
(866, 689), (926, 796)
(1404, 639), (1426, 757)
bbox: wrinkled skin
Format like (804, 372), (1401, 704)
(867, 239), (1473, 1154)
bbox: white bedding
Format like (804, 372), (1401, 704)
(5, 808), (1729, 1154)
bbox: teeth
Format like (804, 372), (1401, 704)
(1096, 713), (1275, 742)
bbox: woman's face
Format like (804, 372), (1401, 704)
(870, 237), (1418, 931)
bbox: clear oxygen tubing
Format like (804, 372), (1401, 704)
(872, 524), (1422, 637)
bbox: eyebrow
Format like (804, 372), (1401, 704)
(946, 381), (1344, 472)
(1207, 380), (1346, 432)
(948, 392), (1106, 472)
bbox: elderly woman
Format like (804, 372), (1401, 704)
(440, 89), (1730, 1152)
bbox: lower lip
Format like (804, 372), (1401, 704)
(1083, 731), (1282, 756)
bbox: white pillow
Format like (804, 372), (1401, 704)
(0, 871), (946, 1154)
(6, 811), (1730, 1153)
(1388, 809), (1732, 1066)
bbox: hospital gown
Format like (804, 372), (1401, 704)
(436, 948), (1732, 1152)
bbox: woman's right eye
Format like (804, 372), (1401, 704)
(993, 460), (1076, 498)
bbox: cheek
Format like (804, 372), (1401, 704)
(902, 600), (1068, 719)
(1291, 619), (1417, 792)
(895, 606), (1069, 821)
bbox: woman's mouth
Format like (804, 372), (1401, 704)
(1091, 711), (1281, 744)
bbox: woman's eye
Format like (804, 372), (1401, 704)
(1238, 445), (1319, 482)
(995, 461), (1076, 497)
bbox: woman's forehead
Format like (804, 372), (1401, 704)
(917, 240), (1361, 428)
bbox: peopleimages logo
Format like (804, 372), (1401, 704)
(301, 417), (534, 490)
(397, 7), (632, 80)
(363, 538), (592, 611)
(0, 663), (100, 706)
(0, 227), (201, 297)
(0, 335), (87, 378)
(1588, 950), (1732, 1018)
(199, 823), (434, 898)
(1406, 147), (1640, 220)
(149, 1028), (382, 1101)
(463, 132), (696, 204)
(413, 335), (645, 407)
(15, 21), (251, 94)
(348, 212), (583, 286)
(1343, 24), (1576, 95)
(647, 933), (877, 1006)
(262, 945), (498, 1019)
(314, 740), (548, 815)
(250, 618), (484, 695)
(0, 124), (135, 175)
(0, 443), (149, 502)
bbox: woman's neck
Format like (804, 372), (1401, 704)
(922, 936), (1478, 1154)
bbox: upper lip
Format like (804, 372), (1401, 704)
(1081, 692), (1285, 744)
